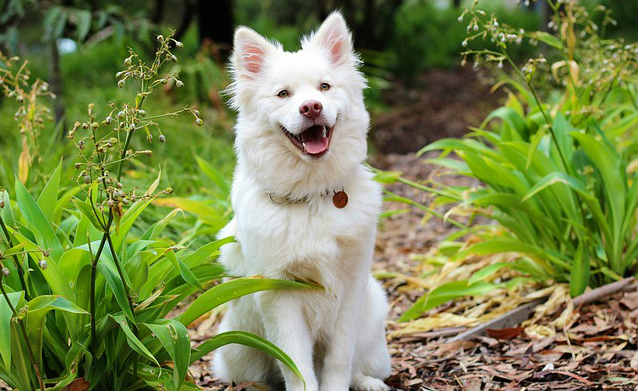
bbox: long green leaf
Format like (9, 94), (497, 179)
(144, 320), (190, 388)
(36, 159), (62, 221)
(0, 291), (23, 369)
(14, 178), (63, 262)
(399, 280), (498, 322)
(110, 314), (158, 366)
(98, 261), (135, 322)
(25, 295), (87, 368)
(177, 277), (319, 327)
(191, 331), (305, 388)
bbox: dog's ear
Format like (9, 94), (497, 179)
(311, 11), (353, 65)
(232, 27), (273, 79)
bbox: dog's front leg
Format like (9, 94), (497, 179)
(319, 279), (363, 390)
(258, 292), (318, 391)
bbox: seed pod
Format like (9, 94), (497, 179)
(1, 267), (9, 276)
(75, 163), (82, 169)
(175, 80), (183, 88)
(147, 134), (153, 143)
(39, 260), (47, 270)
(159, 134), (166, 143)
(83, 175), (91, 184)
(118, 110), (125, 118)
(118, 80), (125, 88)
(0, 200), (4, 208)
(195, 118), (203, 126)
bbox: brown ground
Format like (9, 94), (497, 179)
(187, 68), (637, 390)
(370, 66), (502, 155)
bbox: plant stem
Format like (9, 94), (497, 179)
(503, 54), (571, 172)
(88, 214), (111, 346)
(0, 215), (29, 300)
(105, 232), (135, 314)
(0, 273), (44, 390)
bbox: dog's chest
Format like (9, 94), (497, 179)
(233, 174), (381, 279)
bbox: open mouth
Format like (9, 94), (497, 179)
(281, 123), (334, 158)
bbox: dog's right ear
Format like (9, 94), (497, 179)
(232, 27), (272, 80)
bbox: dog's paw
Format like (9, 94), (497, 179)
(352, 374), (390, 391)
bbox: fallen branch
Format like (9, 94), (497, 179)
(395, 327), (467, 342)
(448, 298), (545, 342)
(449, 277), (637, 342)
(573, 277), (636, 307)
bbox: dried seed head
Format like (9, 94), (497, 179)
(39, 260), (47, 270)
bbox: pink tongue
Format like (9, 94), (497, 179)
(301, 126), (329, 155)
(303, 136), (329, 154)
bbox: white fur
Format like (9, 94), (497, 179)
(213, 12), (391, 391)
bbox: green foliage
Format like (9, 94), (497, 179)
(390, 1), (540, 81)
(0, 36), (310, 390)
(378, 0), (638, 321)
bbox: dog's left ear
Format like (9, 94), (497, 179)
(311, 11), (353, 65)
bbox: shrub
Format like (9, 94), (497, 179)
(376, 0), (638, 321)
(0, 34), (312, 390)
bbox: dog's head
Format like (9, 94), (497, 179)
(228, 12), (369, 192)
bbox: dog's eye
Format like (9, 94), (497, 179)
(276, 89), (289, 98)
(319, 82), (331, 91)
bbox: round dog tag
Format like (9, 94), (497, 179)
(332, 191), (348, 209)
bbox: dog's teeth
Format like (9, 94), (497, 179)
(322, 127), (327, 138)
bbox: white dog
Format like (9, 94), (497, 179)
(212, 12), (391, 391)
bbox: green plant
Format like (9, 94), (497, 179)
(376, 0), (638, 322)
(389, 1), (539, 81)
(0, 34), (314, 390)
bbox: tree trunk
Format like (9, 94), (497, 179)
(197, 0), (233, 60)
(151, 0), (166, 25)
(49, 40), (66, 138)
